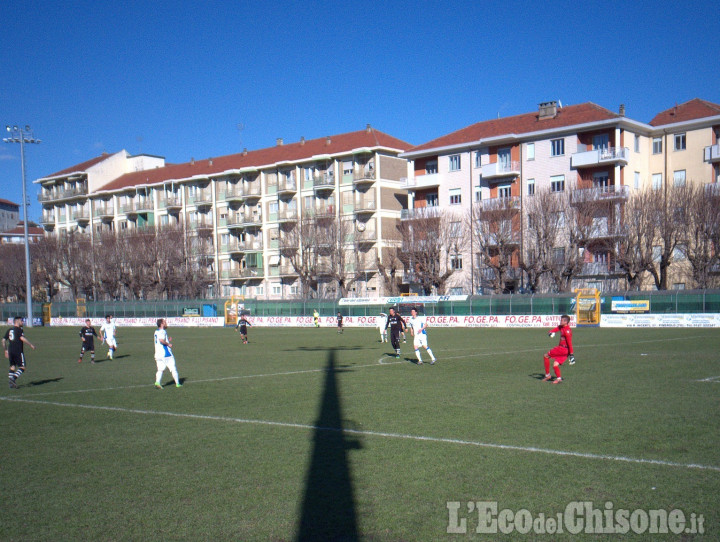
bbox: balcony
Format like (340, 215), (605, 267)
(354, 230), (377, 244)
(587, 221), (622, 239)
(571, 147), (629, 169)
(313, 174), (335, 191)
(354, 199), (376, 214)
(188, 191), (212, 207)
(477, 196), (520, 213)
(705, 183), (720, 197)
(402, 173), (441, 189)
(570, 184), (629, 204)
(277, 178), (297, 196)
(705, 144), (720, 163)
(135, 199), (154, 212)
(40, 211), (55, 225)
(481, 161), (521, 180)
(579, 262), (623, 276)
(478, 267), (523, 281)
(353, 167), (376, 185)
(401, 206), (441, 220)
(94, 205), (115, 221)
(307, 205), (335, 219)
(162, 196), (182, 210)
(227, 211), (260, 228)
(277, 208), (298, 222)
(278, 264), (299, 277)
(221, 268), (243, 279)
(72, 209), (90, 223)
(240, 266), (263, 279)
(189, 219), (213, 231)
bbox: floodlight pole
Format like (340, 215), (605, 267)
(4, 125), (41, 327)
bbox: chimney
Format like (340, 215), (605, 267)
(276, 138), (283, 146)
(366, 124), (372, 133)
(619, 104), (626, 116)
(208, 158), (213, 166)
(326, 136), (331, 146)
(242, 148), (248, 156)
(190, 157), (195, 165)
(300, 137), (305, 146)
(538, 101), (558, 120)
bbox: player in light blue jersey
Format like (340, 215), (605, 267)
(153, 319), (182, 388)
(407, 307), (436, 365)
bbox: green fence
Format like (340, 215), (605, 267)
(3, 290), (720, 322)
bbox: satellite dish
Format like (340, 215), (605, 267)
(357, 222), (366, 232)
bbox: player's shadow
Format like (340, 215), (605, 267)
(529, 373), (548, 380)
(296, 349), (362, 542)
(110, 354), (130, 360)
(26, 377), (64, 387)
(290, 345), (367, 352)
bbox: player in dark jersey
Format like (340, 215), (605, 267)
(78, 319), (99, 363)
(385, 307), (406, 357)
(336, 312), (344, 334)
(236, 315), (252, 344)
(542, 314), (575, 384)
(3, 316), (36, 389)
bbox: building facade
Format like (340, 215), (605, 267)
(0, 198), (20, 233)
(35, 127), (410, 299)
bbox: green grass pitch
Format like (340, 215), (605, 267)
(1, 325), (718, 540)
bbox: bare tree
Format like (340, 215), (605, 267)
(32, 235), (63, 300)
(0, 243), (27, 301)
(616, 188), (659, 290)
(675, 183), (720, 288)
(57, 231), (94, 299)
(470, 198), (519, 293)
(521, 188), (563, 292)
(397, 208), (459, 295)
(280, 217), (320, 298)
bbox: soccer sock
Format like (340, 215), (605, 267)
(543, 356), (550, 375)
(8, 369), (14, 382)
(427, 348), (435, 361)
(554, 364), (562, 379)
(156, 369), (164, 384)
(91, 353), (95, 362)
(415, 349), (422, 362)
(13, 367), (24, 381)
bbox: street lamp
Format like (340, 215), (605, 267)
(3, 125), (41, 327)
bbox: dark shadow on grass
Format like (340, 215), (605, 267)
(25, 377), (64, 387)
(290, 345), (368, 352)
(297, 349), (362, 542)
(109, 354), (130, 360)
(529, 373), (548, 380)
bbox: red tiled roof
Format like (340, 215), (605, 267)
(406, 102), (622, 154)
(1, 222), (43, 236)
(649, 98), (720, 126)
(0, 198), (19, 207)
(96, 128), (410, 193)
(42, 152), (116, 180)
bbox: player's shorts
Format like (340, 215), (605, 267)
(413, 333), (428, 349)
(238, 326), (248, 334)
(105, 338), (117, 348)
(547, 346), (569, 364)
(82, 341), (95, 352)
(155, 355), (177, 372)
(8, 352), (25, 368)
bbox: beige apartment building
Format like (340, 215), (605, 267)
(35, 127), (410, 299)
(400, 98), (720, 294)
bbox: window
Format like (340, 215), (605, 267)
(673, 170), (686, 186)
(343, 160), (353, 175)
(652, 173), (662, 190)
(474, 184), (482, 202)
(673, 283), (686, 290)
(450, 254), (463, 270)
(475, 151), (482, 168)
(449, 188), (462, 205)
(673, 243), (687, 261)
(555, 211), (566, 228)
(527, 178), (535, 196)
(426, 193), (439, 207)
(449, 154), (461, 172)
(652, 245), (661, 262)
(553, 247), (565, 264)
(450, 221), (462, 238)
(255, 285), (264, 296)
(593, 172), (609, 189)
(550, 175), (565, 192)
(634, 171), (640, 190)
(634, 134), (640, 153)
(674, 133), (686, 151)
(425, 160), (438, 174)
(498, 185), (512, 199)
(653, 137), (663, 154)
(551, 138), (565, 156)
(526, 142), (535, 161)
(449, 287), (464, 295)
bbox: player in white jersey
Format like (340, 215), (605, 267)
(407, 307), (436, 365)
(100, 314), (118, 359)
(153, 319), (182, 389)
(377, 312), (388, 342)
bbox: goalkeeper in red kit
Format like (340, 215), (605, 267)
(542, 314), (575, 384)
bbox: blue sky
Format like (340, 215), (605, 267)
(1, 0), (718, 222)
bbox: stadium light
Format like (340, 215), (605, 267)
(3, 125), (41, 327)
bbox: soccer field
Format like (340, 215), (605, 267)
(1, 325), (718, 540)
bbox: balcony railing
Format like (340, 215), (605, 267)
(188, 191), (212, 206)
(402, 173), (441, 189)
(570, 184), (629, 204)
(72, 209), (90, 222)
(135, 199), (154, 212)
(353, 167), (376, 184)
(579, 262), (623, 276)
(705, 183), (720, 197)
(478, 267), (523, 281)
(477, 196), (520, 213)
(277, 178), (297, 194)
(354, 230), (377, 243)
(40, 212), (55, 224)
(704, 144), (720, 163)
(313, 174), (335, 190)
(277, 208), (298, 222)
(278, 264), (298, 276)
(161, 196), (182, 209)
(94, 205), (115, 219)
(481, 161), (521, 180)
(401, 207), (441, 220)
(354, 199), (376, 213)
(571, 147), (629, 168)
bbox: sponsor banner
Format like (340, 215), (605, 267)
(5, 317), (44, 326)
(600, 314), (720, 328)
(611, 299), (650, 313)
(338, 295), (468, 306)
(50, 317), (224, 327)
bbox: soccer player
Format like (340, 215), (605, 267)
(542, 314), (575, 384)
(385, 307), (406, 358)
(377, 312), (388, 342)
(313, 309), (320, 328)
(407, 307), (436, 365)
(336, 312), (344, 334)
(78, 319), (99, 364)
(100, 314), (118, 360)
(236, 314), (252, 344)
(153, 318), (182, 389)
(3, 316), (36, 389)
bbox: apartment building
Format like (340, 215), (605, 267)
(0, 198), (20, 233)
(401, 98), (720, 294)
(35, 127), (410, 299)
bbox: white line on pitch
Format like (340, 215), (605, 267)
(696, 375), (720, 383)
(2, 395), (718, 473)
